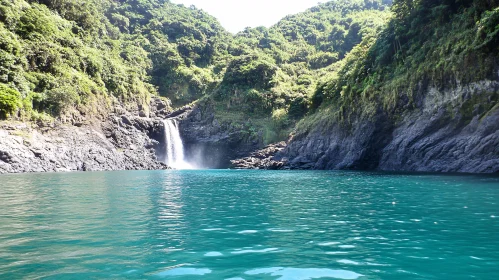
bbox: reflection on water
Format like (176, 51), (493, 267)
(156, 267), (212, 277)
(0, 170), (498, 279)
(245, 267), (363, 279)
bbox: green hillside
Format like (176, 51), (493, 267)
(211, 1), (392, 141)
(1, 0), (497, 145)
(301, 0), (499, 133)
(0, 0), (230, 120)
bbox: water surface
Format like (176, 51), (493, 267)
(0, 170), (498, 279)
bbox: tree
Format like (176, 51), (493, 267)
(0, 83), (21, 119)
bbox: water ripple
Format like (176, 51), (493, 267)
(0, 170), (498, 279)
(245, 267), (363, 280)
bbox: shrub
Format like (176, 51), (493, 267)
(288, 96), (309, 119)
(271, 108), (290, 129)
(222, 54), (278, 90)
(0, 83), (22, 119)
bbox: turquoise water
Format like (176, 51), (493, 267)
(0, 170), (498, 279)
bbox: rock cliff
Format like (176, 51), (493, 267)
(0, 98), (171, 174)
(179, 104), (263, 168)
(232, 78), (499, 173)
(2, 79), (498, 174)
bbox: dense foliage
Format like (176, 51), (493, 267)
(304, 0), (499, 132)
(0, 0), (229, 120)
(1, 0), (497, 144)
(214, 0), (393, 142)
(0, 0), (393, 142)
(0, 83), (21, 118)
(0, 0), (153, 121)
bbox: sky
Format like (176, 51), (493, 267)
(171, 0), (321, 33)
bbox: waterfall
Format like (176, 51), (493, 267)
(163, 119), (192, 169)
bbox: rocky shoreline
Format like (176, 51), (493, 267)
(0, 117), (167, 174)
(230, 142), (288, 170)
(0, 96), (265, 173)
(0, 98), (174, 174)
(2, 79), (498, 174)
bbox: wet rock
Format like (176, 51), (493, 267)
(179, 104), (264, 168)
(231, 142), (287, 169)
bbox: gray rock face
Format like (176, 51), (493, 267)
(0, 114), (169, 174)
(0, 97), (263, 173)
(281, 114), (394, 170)
(233, 79), (499, 173)
(179, 105), (263, 168)
(231, 142), (287, 169)
(378, 104), (499, 173)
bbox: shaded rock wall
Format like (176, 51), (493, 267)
(179, 105), (263, 168)
(378, 82), (499, 173)
(233, 78), (499, 173)
(280, 113), (394, 170)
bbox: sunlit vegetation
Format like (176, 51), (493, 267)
(1, 0), (497, 143)
(299, 0), (499, 134)
(213, 0), (393, 142)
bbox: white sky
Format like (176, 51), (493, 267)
(171, 0), (321, 33)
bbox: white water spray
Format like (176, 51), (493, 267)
(163, 119), (193, 169)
